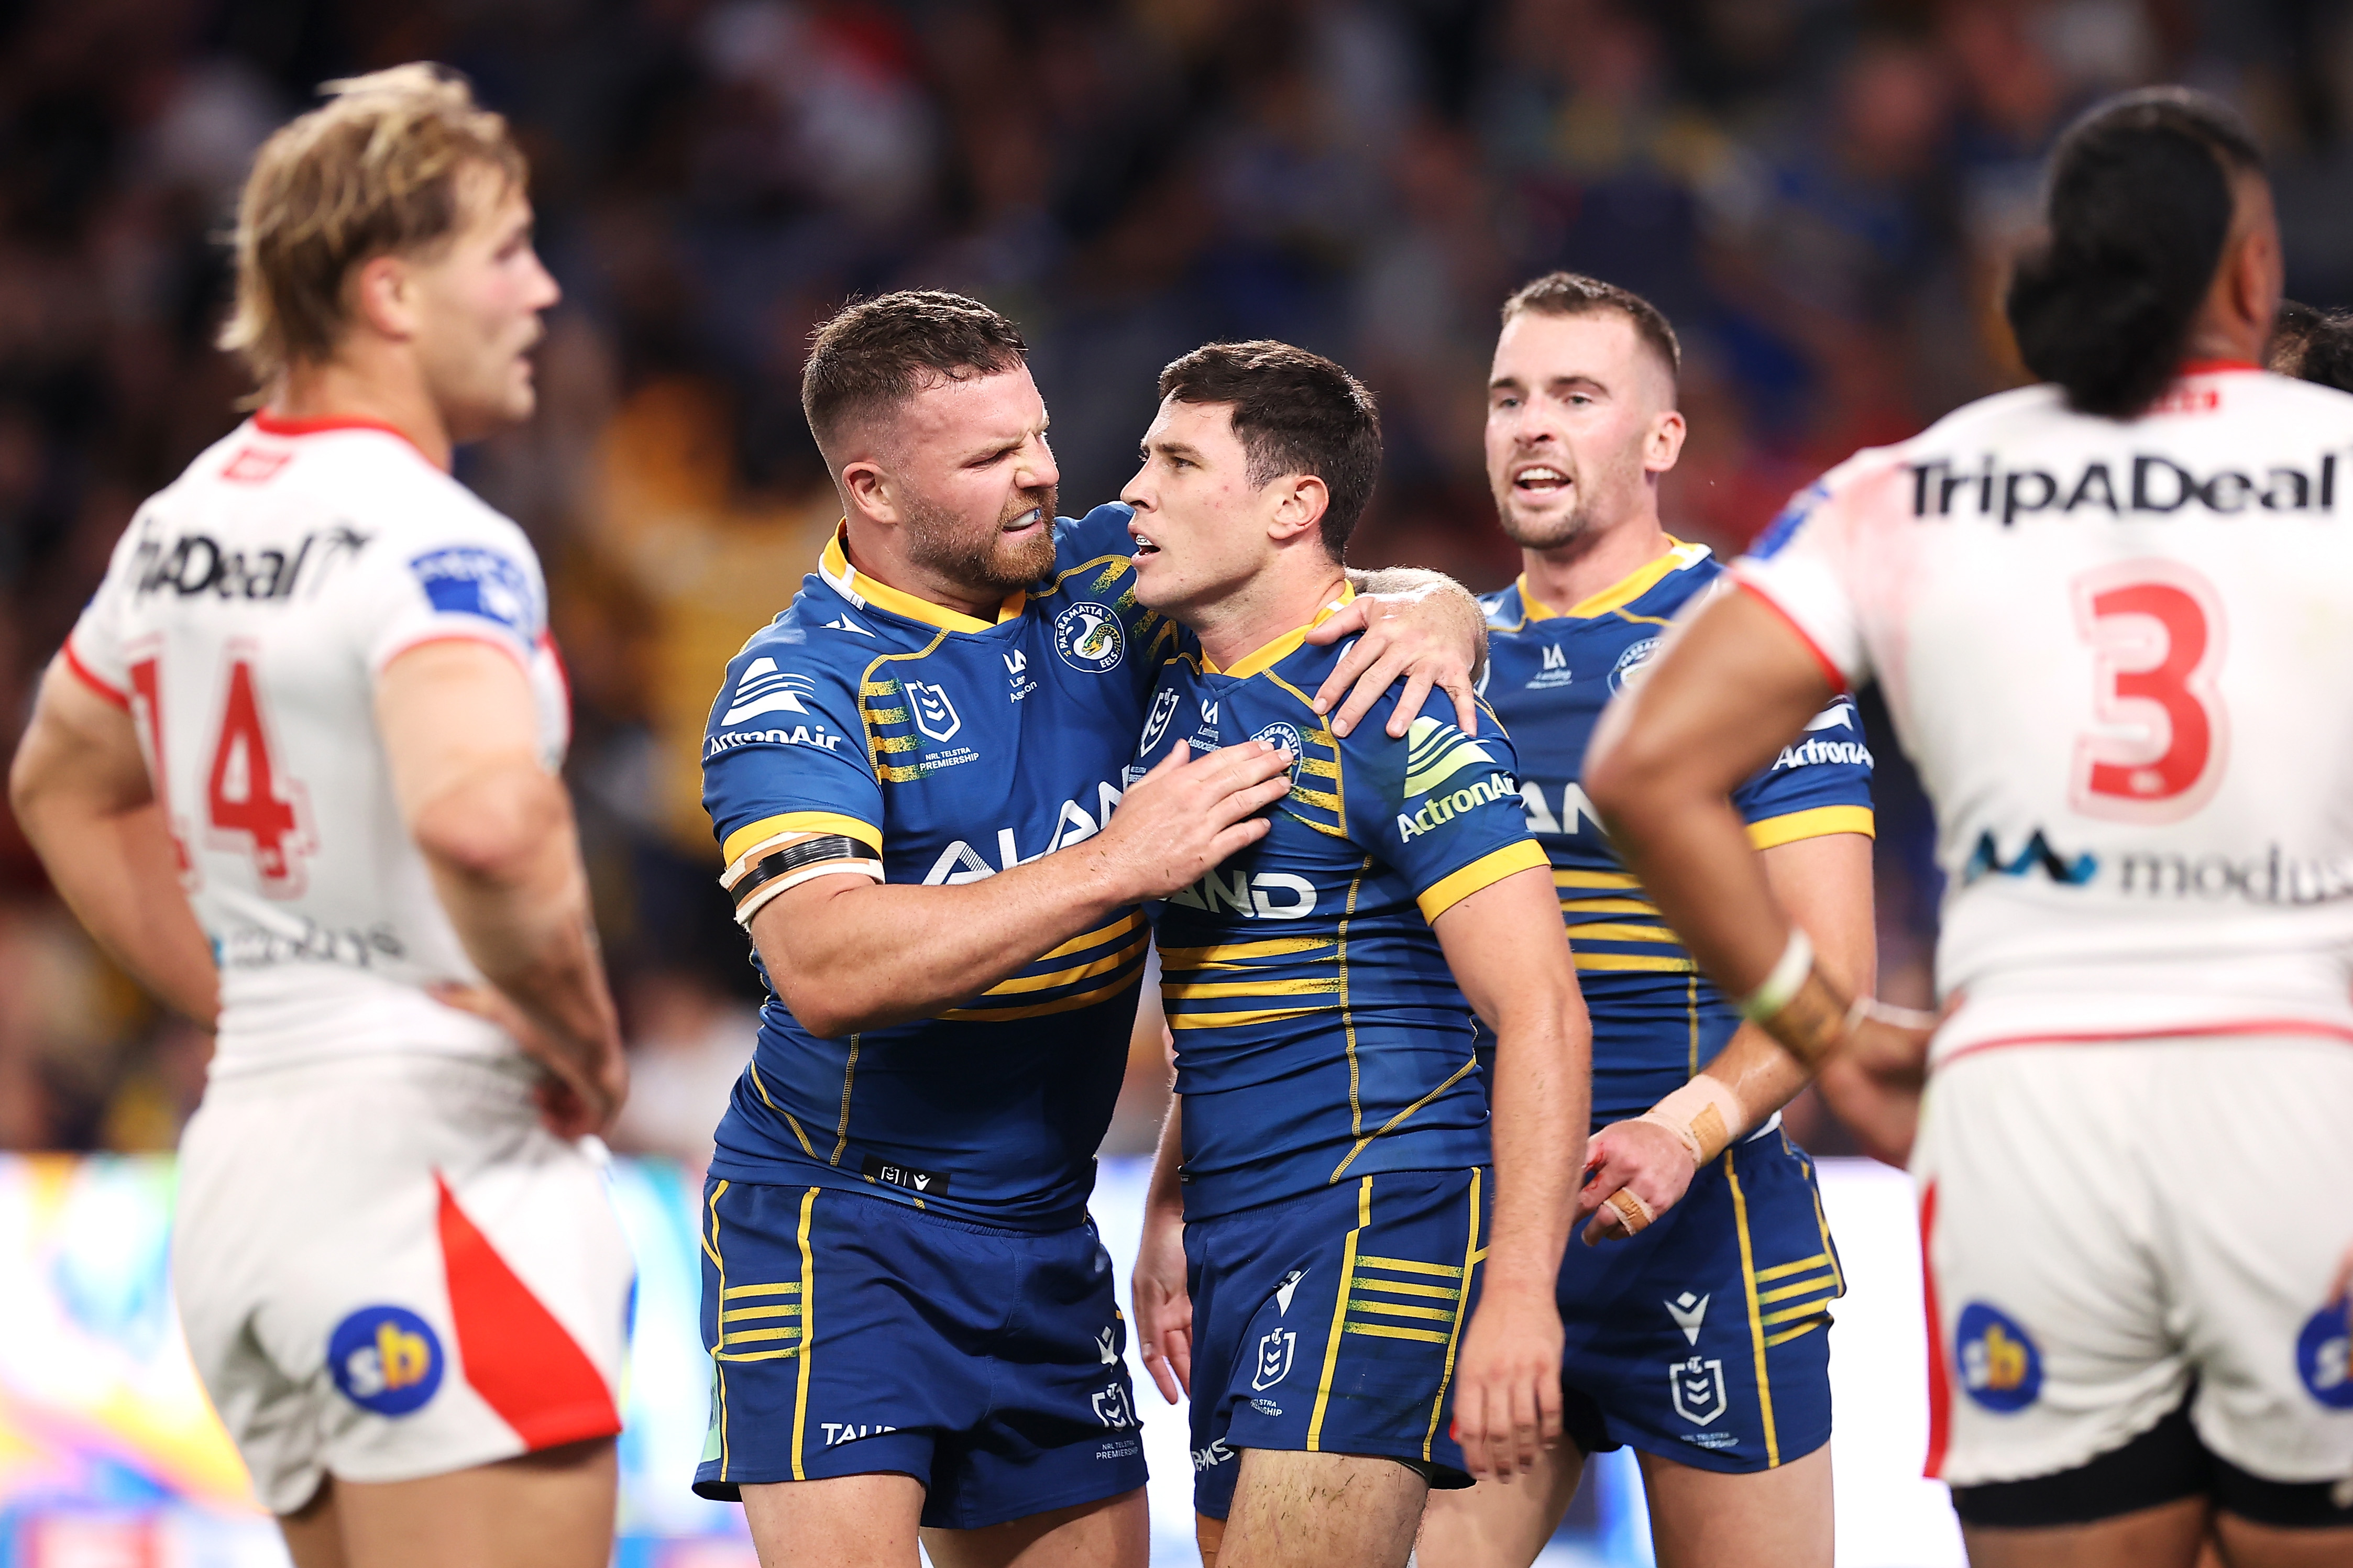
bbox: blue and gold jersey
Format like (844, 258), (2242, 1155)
(1479, 541), (1874, 1124)
(1137, 593), (1551, 1221)
(700, 506), (1184, 1229)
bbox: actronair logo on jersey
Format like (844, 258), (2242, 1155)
(1772, 700), (1873, 771)
(1397, 771), (1521, 841)
(1907, 451), (2340, 526)
(721, 658), (816, 724)
(129, 523), (371, 602)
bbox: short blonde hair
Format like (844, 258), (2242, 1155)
(219, 64), (526, 389)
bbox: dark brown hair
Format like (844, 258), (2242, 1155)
(2006, 87), (2264, 419)
(801, 290), (1029, 457)
(1157, 340), (1382, 560)
(2269, 299), (2353, 392)
(1500, 272), (1682, 387)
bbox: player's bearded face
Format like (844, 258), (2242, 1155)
(408, 168), (562, 441)
(885, 367), (1061, 595)
(903, 481), (1059, 593)
(1485, 311), (1674, 550)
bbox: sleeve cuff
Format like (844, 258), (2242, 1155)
(62, 639), (128, 708)
(1747, 804), (1875, 850)
(721, 811), (884, 873)
(1416, 838), (1551, 923)
(1733, 577), (1850, 694)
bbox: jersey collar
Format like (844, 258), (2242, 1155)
(1202, 583), (1356, 678)
(1516, 536), (1711, 622)
(818, 523), (1027, 634)
(250, 410), (438, 468)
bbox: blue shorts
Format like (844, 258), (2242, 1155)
(1184, 1167), (1487, 1520)
(691, 1179), (1148, 1529)
(1559, 1124), (1841, 1473)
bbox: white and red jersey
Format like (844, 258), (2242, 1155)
(65, 413), (569, 1078)
(1737, 363), (2353, 1064)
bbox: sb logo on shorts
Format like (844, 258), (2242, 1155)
(328, 1305), (445, 1416)
(1955, 1301), (2042, 1412)
(2296, 1307), (2353, 1410)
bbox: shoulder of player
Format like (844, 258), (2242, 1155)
(1048, 502), (1139, 581)
(723, 588), (884, 691)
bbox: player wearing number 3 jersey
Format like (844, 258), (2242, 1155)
(1587, 90), (2353, 1566)
(9, 68), (631, 1568)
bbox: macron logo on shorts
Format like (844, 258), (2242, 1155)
(722, 658), (817, 725)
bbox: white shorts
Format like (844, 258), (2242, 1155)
(1914, 1035), (2353, 1490)
(174, 1052), (634, 1514)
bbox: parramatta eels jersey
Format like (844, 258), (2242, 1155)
(1740, 367), (2353, 1064)
(701, 506), (1182, 1228)
(1479, 541), (1874, 1123)
(1135, 591), (1549, 1221)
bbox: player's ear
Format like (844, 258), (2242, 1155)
(839, 459), (898, 525)
(1645, 408), (1688, 475)
(349, 253), (418, 345)
(1267, 474), (1327, 545)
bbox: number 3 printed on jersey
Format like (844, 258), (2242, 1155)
(127, 644), (315, 897)
(2070, 560), (2227, 825)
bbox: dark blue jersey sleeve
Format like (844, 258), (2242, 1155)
(1346, 698), (1551, 922)
(1732, 693), (1876, 850)
(701, 624), (885, 922)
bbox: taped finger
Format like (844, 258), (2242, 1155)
(1604, 1187), (1654, 1235)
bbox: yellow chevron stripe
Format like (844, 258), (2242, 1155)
(1039, 913), (1142, 963)
(1158, 936), (1335, 969)
(1162, 975), (1344, 1001)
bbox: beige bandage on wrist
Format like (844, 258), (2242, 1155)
(1636, 1076), (1748, 1169)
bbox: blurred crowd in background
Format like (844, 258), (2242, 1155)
(3, 0), (2350, 1163)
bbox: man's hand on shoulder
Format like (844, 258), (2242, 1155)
(1307, 569), (1489, 739)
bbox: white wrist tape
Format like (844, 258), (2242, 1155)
(1740, 927), (1815, 1023)
(1638, 1076), (1749, 1169)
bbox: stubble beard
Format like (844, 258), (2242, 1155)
(1493, 484), (1597, 551)
(905, 485), (1060, 594)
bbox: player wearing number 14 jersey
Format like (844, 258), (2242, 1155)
(11, 68), (631, 1566)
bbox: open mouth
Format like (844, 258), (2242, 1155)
(1003, 506), (1043, 533)
(1130, 529), (1160, 558)
(1513, 464), (1569, 496)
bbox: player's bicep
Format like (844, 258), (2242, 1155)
(1432, 866), (1581, 1028)
(745, 868), (887, 981)
(12, 655), (154, 817)
(375, 638), (542, 829)
(1757, 831), (1875, 997)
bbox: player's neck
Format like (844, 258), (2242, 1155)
(1191, 560), (1349, 673)
(276, 355), (455, 471)
(1519, 510), (1669, 617)
(837, 524), (1007, 623)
